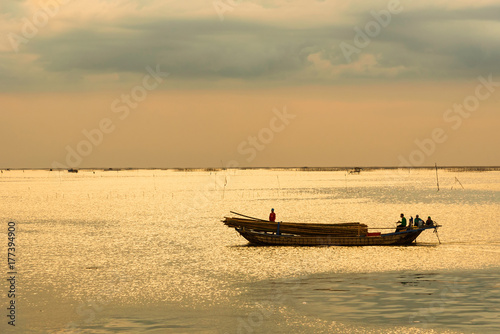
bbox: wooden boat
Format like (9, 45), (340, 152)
(222, 214), (441, 246)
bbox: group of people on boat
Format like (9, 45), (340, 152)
(396, 213), (434, 232)
(269, 209), (433, 234)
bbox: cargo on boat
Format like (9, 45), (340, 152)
(222, 213), (441, 246)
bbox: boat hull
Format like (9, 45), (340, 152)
(235, 228), (428, 246)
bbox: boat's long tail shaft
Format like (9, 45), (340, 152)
(229, 211), (268, 221)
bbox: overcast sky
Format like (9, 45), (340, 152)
(1, 0), (499, 168)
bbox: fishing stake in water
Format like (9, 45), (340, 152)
(433, 225), (442, 244)
(435, 163), (440, 191)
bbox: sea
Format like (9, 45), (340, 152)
(0, 168), (499, 333)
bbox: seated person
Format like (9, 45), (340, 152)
(426, 216), (434, 226)
(414, 215), (424, 227)
(396, 213), (407, 232)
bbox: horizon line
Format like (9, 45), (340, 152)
(2, 166), (500, 171)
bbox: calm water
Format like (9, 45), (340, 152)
(0, 169), (499, 333)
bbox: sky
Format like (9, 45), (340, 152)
(1, 0), (499, 168)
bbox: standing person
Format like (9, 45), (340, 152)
(396, 213), (407, 232)
(269, 208), (276, 222)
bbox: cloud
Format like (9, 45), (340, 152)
(31, 19), (317, 75)
(1, 1), (500, 91)
(306, 53), (409, 79)
(0, 1), (29, 19)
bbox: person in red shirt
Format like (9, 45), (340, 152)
(269, 208), (276, 222)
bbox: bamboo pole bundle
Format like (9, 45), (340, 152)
(223, 217), (368, 236)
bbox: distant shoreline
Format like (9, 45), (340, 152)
(2, 166), (500, 172)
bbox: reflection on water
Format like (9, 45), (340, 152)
(0, 169), (499, 333)
(241, 270), (500, 333)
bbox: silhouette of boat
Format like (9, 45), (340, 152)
(223, 214), (441, 246)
